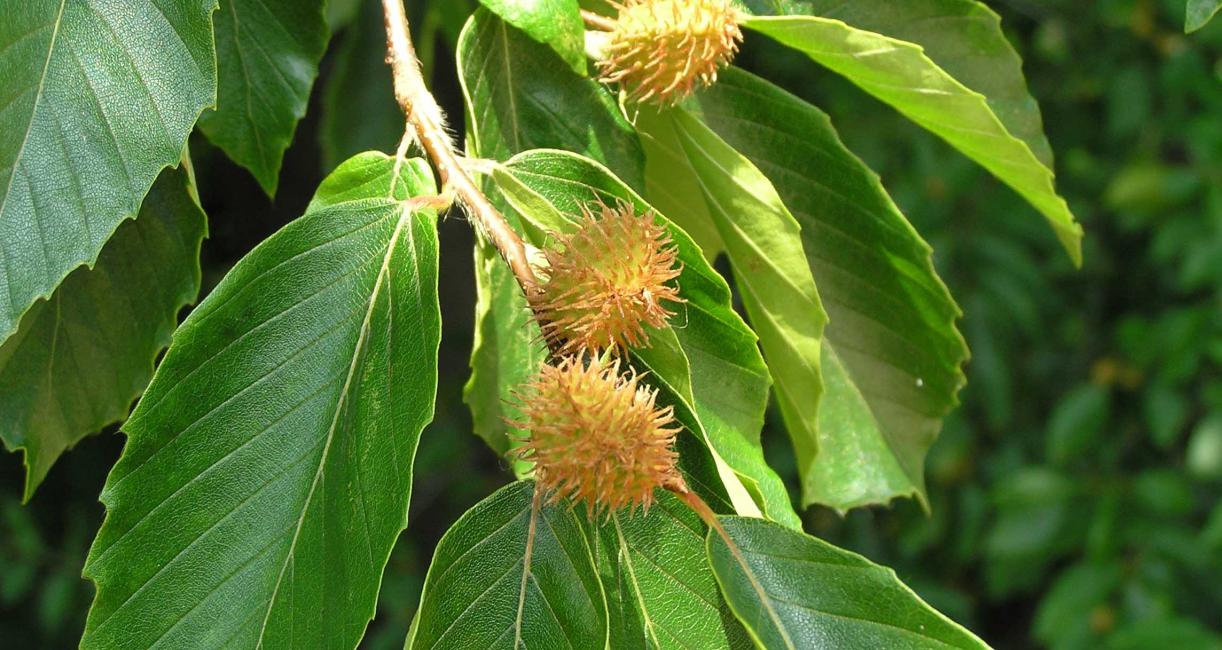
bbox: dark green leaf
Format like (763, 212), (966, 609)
(492, 148), (801, 528)
(457, 9), (642, 186)
(0, 0), (217, 345)
(738, 14), (1083, 264)
(707, 516), (989, 649)
(1046, 384), (1109, 465)
(198, 0), (328, 195)
(81, 153), (441, 649)
(407, 481), (607, 649)
(475, 0), (587, 75)
(589, 491), (753, 649)
(0, 166), (205, 501)
(1032, 561), (1123, 649)
(1186, 0), (1222, 32)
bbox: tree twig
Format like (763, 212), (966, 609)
(581, 9), (616, 31)
(381, 0), (539, 297)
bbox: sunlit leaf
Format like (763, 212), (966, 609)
(739, 14), (1083, 264)
(0, 0), (217, 345)
(682, 68), (968, 510)
(637, 106), (827, 515)
(475, 0), (587, 75)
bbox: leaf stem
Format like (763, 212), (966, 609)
(581, 9), (616, 32)
(381, 0), (539, 297)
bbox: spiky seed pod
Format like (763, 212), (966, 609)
(597, 0), (742, 106)
(511, 356), (683, 515)
(530, 201), (683, 355)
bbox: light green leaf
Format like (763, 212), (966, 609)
(637, 106), (828, 516)
(1187, 0), (1222, 32)
(320, 0), (407, 170)
(407, 481), (607, 649)
(198, 0), (328, 195)
(0, 0), (217, 346)
(81, 153), (441, 649)
(457, 9), (642, 185)
(739, 14), (1083, 264)
(492, 148), (801, 529)
(741, 0), (1055, 167)
(707, 516), (991, 649)
(589, 492), (753, 649)
(476, 0), (587, 75)
(0, 166), (205, 502)
(685, 68), (968, 510)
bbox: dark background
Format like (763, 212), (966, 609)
(2, 0), (1220, 648)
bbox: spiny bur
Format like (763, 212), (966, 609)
(597, 0), (742, 105)
(530, 200), (683, 355)
(511, 356), (683, 515)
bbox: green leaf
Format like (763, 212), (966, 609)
(0, 166), (205, 502)
(407, 481), (607, 649)
(319, 0), (406, 171)
(456, 8), (643, 466)
(81, 152), (441, 649)
(707, 516), (990, 649)
(491, 148), (801, 529)
(1186, 0), (1222, 32)
(463, 228), (546, 477)
(457, 9), (642, 186)
(589, 491), (753, 649)
(1046, 384), (1109, 464)
(636, 105), (828, 514)
(739, 14), (1083, 265)
(742, 0), (1055, 167)
(0, 0), (218, 346)
(475, 0), (587, 75)
(198, 0), (328, 195)
(680, 68), (967, 511)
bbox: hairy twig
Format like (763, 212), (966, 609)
(381, 0), (539, 297)
(581, 9), (617, 31)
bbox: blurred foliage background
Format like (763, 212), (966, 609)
(2, 0), (1219, 647)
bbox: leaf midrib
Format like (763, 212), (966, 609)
(254, 203), (414, 647)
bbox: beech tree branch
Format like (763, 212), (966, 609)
(381, 0), (539, 296)
(581, 9), (616, 32)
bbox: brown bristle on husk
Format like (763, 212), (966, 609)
(529, 200), (683, 356)
(510, 356), (683, 515)
(597, 0), (742, 106)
